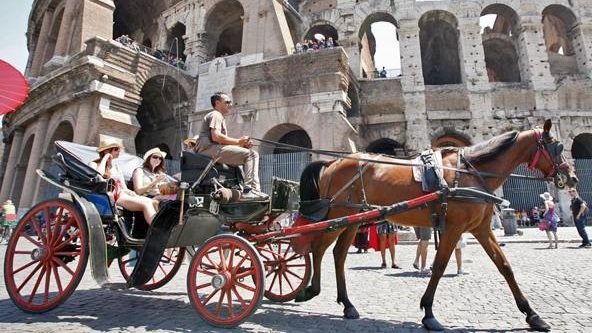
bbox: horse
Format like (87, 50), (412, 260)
(294, 120), (578, 331)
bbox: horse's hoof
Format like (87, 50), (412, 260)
(422, 316), (444, 331)
(526, 314), (551, 332)
(343, 306), (359, 319)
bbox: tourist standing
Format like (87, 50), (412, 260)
(568, 188), (590, 248)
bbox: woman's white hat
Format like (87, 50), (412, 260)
(143, 147), (167, 161)
(539, 192), (553, 201)
(96, 139), (124, 153)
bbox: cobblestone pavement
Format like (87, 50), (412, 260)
(1, 227), (591, 332)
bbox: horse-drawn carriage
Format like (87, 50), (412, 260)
(3, 120), (579, 331)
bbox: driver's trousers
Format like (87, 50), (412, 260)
(198, 144), (261, 191)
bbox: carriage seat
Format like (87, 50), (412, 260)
(53, 144), (110, 194)
(180, 151), (243, 187)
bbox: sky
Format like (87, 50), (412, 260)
(0, 1), (34, 74)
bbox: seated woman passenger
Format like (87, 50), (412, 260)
(132, 147), (177, 203)
(89, 140), (157, 225)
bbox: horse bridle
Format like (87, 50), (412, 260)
(527, 129), (570, 183)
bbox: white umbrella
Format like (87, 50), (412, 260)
(314, 33), (325, 42)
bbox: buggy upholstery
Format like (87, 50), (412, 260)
(54, 141), (110, 193)
(180, 151), (243, 186)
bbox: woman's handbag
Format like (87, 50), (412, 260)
(538, 220), (548, 231)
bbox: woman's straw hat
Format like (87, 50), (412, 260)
(143, 147), (167, 161)
(183, 135), (199, 145)
(96, 139), (124, 153)
(539, 192), (553, 201)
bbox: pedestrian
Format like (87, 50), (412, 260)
(377, 220), (400, 269)
(197, 92), (267, 200)
(491, 210), (502, 230)
(568, 188), (590, 248)
(539, 192), (558, 249)
(353, 224), (369, 253)
(454, 234), (469, 275)
(413, 227), (431, 274)
(379, 66), (387, 78)
(2, 199), (17, 238)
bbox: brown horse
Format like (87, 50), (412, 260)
(294, 120), (577, 331)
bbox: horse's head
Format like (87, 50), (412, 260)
(528, 119), (578, 189)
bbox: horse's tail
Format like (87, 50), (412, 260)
(299, 160), (331, 201)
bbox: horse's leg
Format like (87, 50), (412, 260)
(295, 235), (333, 302)
(333, 227), (359, 319)
(472, 228), (551, 332)
(419, 229), (461, 331)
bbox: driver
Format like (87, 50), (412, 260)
(196, 92), (268, 200)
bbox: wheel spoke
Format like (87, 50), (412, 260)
(52, 257), (75, 276)
(52, 218), (75, 247)
(31, 214), (48, 245)
(285, 268), (304, 280)
(17, 261), (43, 292)
(204, 253), (219, 270)
(235, 280), (256, 292)
(231, 285), (248, 308)
(44, 207), (53, 245)
(24, 229), (44, 248)
(268, 270), (279, 291)
(50, 206), (66, 246)
(12, 259), (38, 275)
(215, 288), (225, 316)
(51, 262), (64, 294)
(202, 288), (220, 306)
(281, 270), (295, 291)
(43, 262), (52, 303)
(54, 233), (80, 252)
(235, 267), (256, 280)
(196, 267), (216, 276)
(218, 246), (227, 271)
(27, 264), (47, 303)
(226, 288), (234, 318)
(194, 282), (212, 290)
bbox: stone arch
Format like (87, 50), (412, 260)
(42, 7), (64, 65)
(480, 4), (522, 82)
(572, 133), (592, 159)
(260, 124), (312, 155)
(542, 5), (579, 75)
(12, 135), (35, 207)
(419, 10), (461, 85)
(366, 138), (406, 157)
(482, 38), (521, 82)
(431, 128), (472, 148)
(112, 0), (164, 43)
(303, 22), (339, 44)
(167, 22), (186, 60)
(358, 12), (399, 78)
(480, 4), (520, 36)
(135, 75), (190, 160)
(205, 0), (244, 59)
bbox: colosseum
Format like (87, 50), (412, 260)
(1, 0), (592, 220)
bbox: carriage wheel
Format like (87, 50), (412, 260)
(118, 247), (185, 291)
(3, 199), (88, 313)
(187, 234), (265, 328)
(256, 239), (311, 302)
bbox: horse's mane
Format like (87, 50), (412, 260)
(462, 130), (519, 164)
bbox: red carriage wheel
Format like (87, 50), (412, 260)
(3, 199), (88, 312)
(257, 239), (311, 302)
(187, 234), (265, 328)
(118, 247), (185, 290)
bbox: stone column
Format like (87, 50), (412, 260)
(0, 128), (25, 202)
(398, 20), (429, 151)
(572, 22), (592, 77)
(517, 17), (558, 112)
(18, 114), (51, 209)
(53, 0), (77, 56)
(519, 17), (556, 90)
(29, 10), (54, 77)
(458, 18), (490, 142)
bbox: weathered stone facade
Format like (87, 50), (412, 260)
(2, 0), (592, 213)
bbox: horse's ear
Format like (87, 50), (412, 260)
(543, 119), (552, 133)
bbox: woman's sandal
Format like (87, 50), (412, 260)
(392, 264), (401, 269)
(381, 262), (387, 268)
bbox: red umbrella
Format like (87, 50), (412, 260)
(0, 60), (29, 115)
